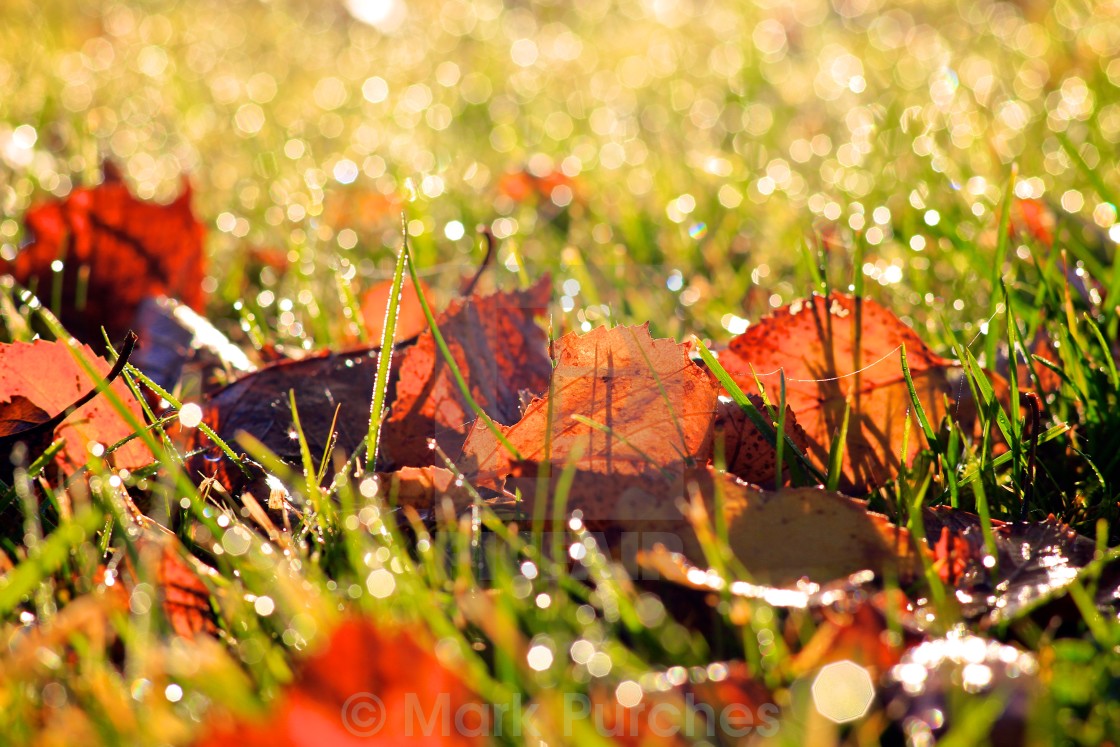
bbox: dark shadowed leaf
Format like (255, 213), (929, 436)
(190, 348), (380, 492)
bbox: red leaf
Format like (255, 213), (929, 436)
(2, 168), (206, 343)
(383, 277), (552, 466)
(717, 292), (988, 492)
(0, 339), (152, 474)
(197, 618), (484, 746)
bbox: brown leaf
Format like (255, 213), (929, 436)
(702, 474), (927, 586)
(384, 277), (552, 467)
(497, 463), (925, 585)
(714, 396), (810, 488)
(0, 339), (152, 474)
(189, 348), (381, 493)
(196, 617), (484, 747)
(372, 466), (475, 522)
(459, 322), (720, 491)
(717, 292), (981, 492)
(2, 167), (206, 344)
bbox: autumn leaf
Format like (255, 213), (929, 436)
(359, 277), (431, 344)
(714, 396), (810, 488)
(923, 506), (1120, 623)
(717, 292), (986, 492)
(459, 322), (720, 493)
(2, 165), (206, 344)
(189, 347), (381, 493)
(196, 617), (484, 747)
(0, 338), (152, 476)
(383, 277), (552, 467)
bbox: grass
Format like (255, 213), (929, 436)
(1, 0), (1120, 744)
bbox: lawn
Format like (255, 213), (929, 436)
(1, 0), (1119, 744)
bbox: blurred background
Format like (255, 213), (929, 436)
(0, 0), (1116, 346)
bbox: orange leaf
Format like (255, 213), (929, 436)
(0, 339), (152, 473)
(383, 278), (552, 467)
(459, 323), (720, 492)
(2, 167), (206, 343)
(359, 277), (431, 344)
(718, 292), (982, 492)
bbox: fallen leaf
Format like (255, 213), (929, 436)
(384, 277), (552, 467)
(459, 322), (720, 491)
(496, 464), (925, 585)
(189, 347), (381, 493)
(359, 277), (431, 344)
(922, 507), (1119, 624)
(2, 166), (206, 343)
(705, 476), (927, 586)
(196, 617), (484, 746)
(714, 396), (811, 488)
(0, 338), (152, 475)
(717, 292), (983, 492)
